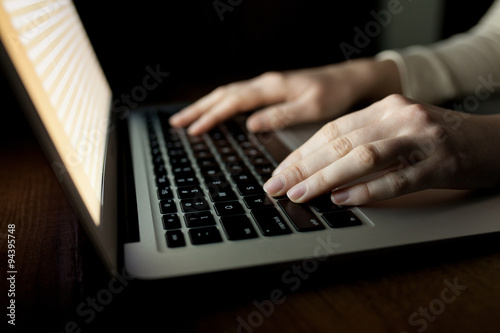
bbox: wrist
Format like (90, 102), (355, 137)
(344, 58), (402, 104)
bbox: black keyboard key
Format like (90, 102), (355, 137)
(167, 148), (187, 157)
(251, 208), (292, 236)
(243, 194), (274, 209)
(220, 215), (258, 240)
(155, 174), (170, 187)
(197, 158), (218, 168)
(150, 146), (162, 158)
(159, 199), (177, 214)
(238, 140), (254, 150)
(186, 134), (205, 144)
(208, 185), (238, 202)
(310, 195), (345, 213)
(157, 186), (174, 199)
(278, 200), (325, 232)
(194, 150), (214, 160)
(154, 163), (167, 176)
(200, 167), (223, 179)
(209, 128), (224, 141)
(152, 154), (164, 166)
(255, 165), (274, 181)
(180, 198), (210, 212)
(221, 154), (242, 164)
(236, 180), (264, 196)
(177, 186), (203, 199)
(175, 174), (199, 187)
(191, 142), (209, 152)
(214, 201), (245, 216)
(217, 146), (236, 155)
(213, 139), (230, 148)
(255, 165), (273, 176)
(225, 120), (247, 139)
(251, 156), (271, 166)
(172, 165), (194, 175)
(166, 230), (186, 248)
(170, 156), (190, 166)
(322, 211), (362, 228)
(243, 148), (261, 158)
(226, 163), (248, 175)
(165, 140), (183, 149)
(189, 226), (223, 245)
(184, 211), (216, 228)
(204, 174), (228, 187)
(231, 170), (257, 182)
(162, 214), (182, 230)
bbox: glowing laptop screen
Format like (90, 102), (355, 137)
(0, 0), (112, 226)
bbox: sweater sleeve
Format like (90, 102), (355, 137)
(376, 0), (500, 104)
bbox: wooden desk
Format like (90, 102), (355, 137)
(2, 87), (500, 333)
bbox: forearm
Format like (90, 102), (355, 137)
(326, 58), (402, 105)
(377, 0), (500, 104)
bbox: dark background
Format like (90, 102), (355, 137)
(69, 0), (494, 105)
(2, 0), (496, 116)
(72, 0), (381, 104)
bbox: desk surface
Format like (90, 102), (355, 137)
(2, 85), (500, 333)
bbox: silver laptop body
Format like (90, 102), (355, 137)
(1, 0), (499, 280)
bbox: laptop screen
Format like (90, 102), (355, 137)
(0, 0), (112, 226)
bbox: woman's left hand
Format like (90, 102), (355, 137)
(263, 94), (500, 205)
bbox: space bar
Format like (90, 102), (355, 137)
(278, 200), (325, 232)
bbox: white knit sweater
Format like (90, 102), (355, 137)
(377, 0), (500, 104)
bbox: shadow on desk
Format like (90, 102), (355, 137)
(22, 228), (500, 333)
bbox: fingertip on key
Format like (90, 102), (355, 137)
(263, 174), (286, 195)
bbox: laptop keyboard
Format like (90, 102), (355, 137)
(145, 110), (362, 248)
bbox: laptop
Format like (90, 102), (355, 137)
(1, 0), (499, 280)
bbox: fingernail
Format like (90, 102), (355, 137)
(331, 190), (349, 204)
(246, 117), (262, 132)
(187, 122), (202, 135)
(264, 174), (285, 195)
(169, 114), (180, 125)
(287, 183), (307, 201)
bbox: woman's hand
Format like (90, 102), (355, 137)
(263, 94), (500, 205)
(169, 59), (400, 135)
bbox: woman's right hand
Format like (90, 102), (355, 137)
(169, 58), (401, 135)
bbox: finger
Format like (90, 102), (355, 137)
(264, 123), (396, 197)
(283, 136), (421, 203)
(169, 87), (227, 127)
(246, 98), (312, 132)
(330, 158), (435, 205)
(186, 92), (254, 135)
(273, 102), (388, 175)
(172, 73), (287, 134)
